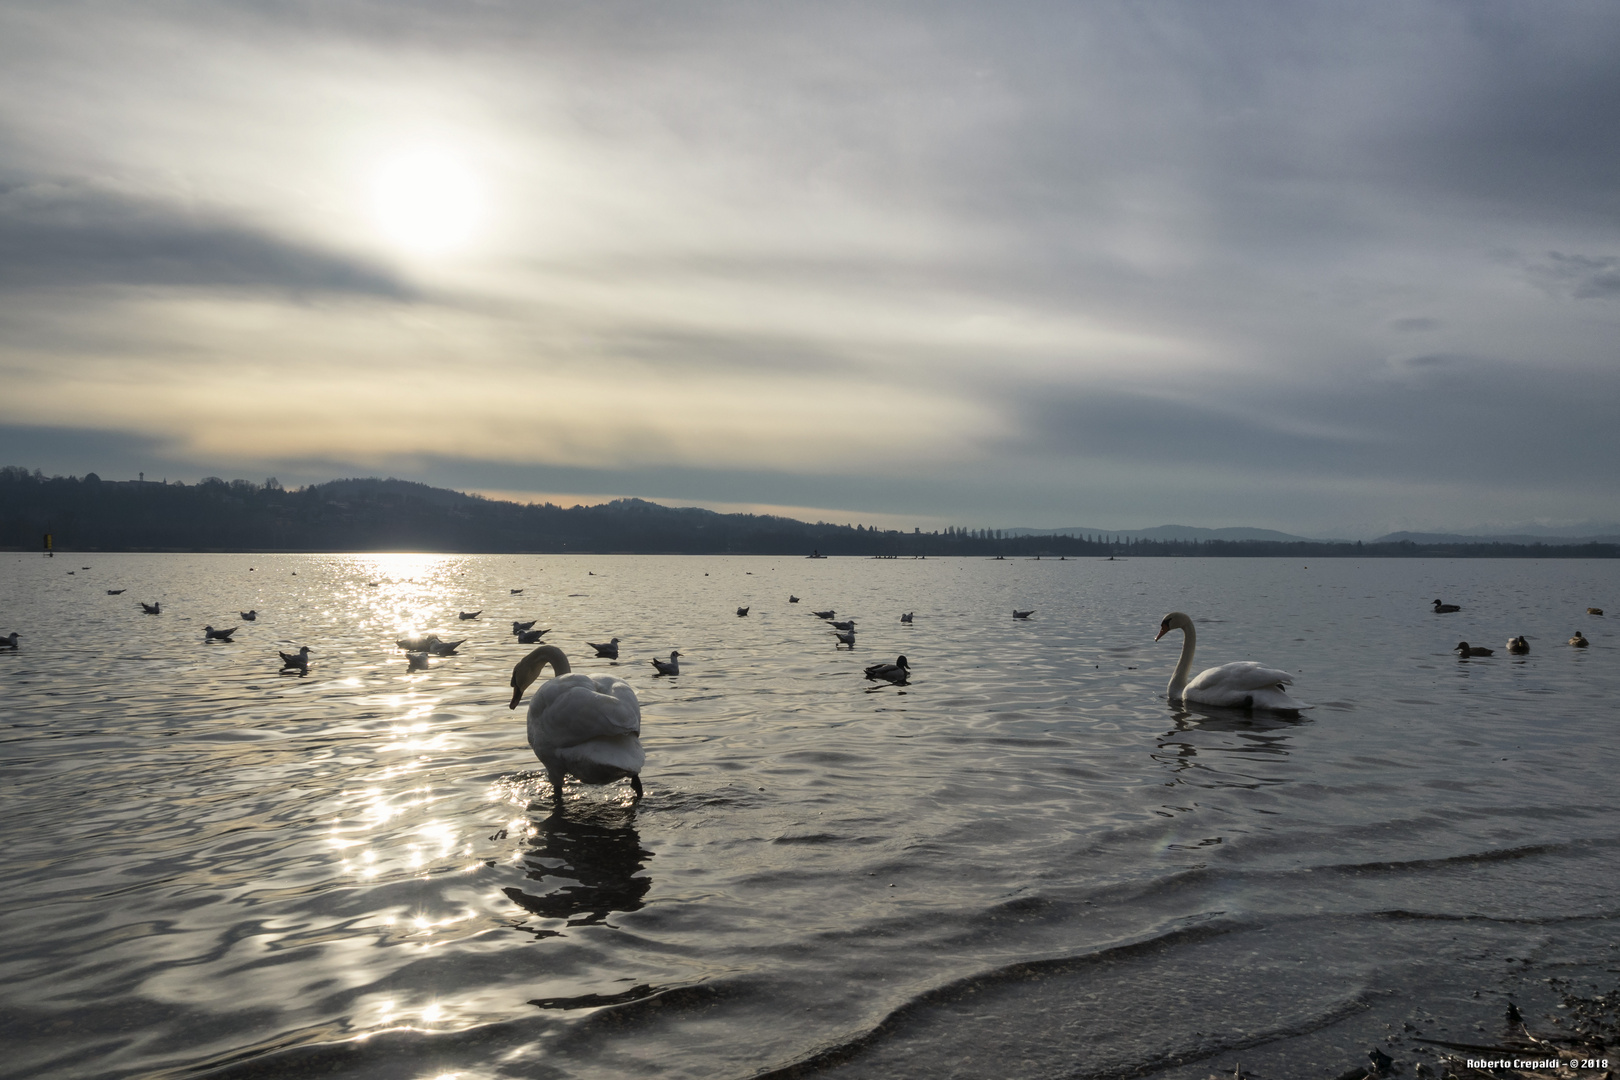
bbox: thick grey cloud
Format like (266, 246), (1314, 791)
(1007, 356), (1620, 492)
(1532, 253), (1620, 301)
(0, 181), (411, 295)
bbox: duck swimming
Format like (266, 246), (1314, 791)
(1507, 636), (1529, 655)
(1433, 599), (1461, 613)
(864, 655), (909, 684)
(1456, 641), (1493, 657)
(1569, 631), (1589, 647)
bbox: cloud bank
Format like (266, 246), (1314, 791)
(2, 0), (1618, 536)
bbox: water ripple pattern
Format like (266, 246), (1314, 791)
(1, 554), (1617, 1078)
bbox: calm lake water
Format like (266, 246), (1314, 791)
(2, 553), (1617, 1079)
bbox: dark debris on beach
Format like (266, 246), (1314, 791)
(1206, 980), (1618, 1080)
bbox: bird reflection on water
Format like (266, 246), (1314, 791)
(1152, 705), (1306, 790)
(503, 803), (652, 933)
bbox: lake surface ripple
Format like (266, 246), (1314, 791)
(2, 554), (1617, 1078)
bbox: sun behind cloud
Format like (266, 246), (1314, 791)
(368, 147), (484, 255)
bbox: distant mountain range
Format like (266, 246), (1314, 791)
(3, 467), (1617, 555)
(1372, 530), (1620, 546)
(1007, 524), (1321, 543)
(1015, 523), (1620, 546)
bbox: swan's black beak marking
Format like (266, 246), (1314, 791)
(508, 686), (522, 710)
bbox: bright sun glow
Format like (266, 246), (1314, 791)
(369, 149), (483, 254)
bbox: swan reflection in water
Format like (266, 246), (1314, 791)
(1152, 704), (1307, 790)
(503, 803), (652, 933)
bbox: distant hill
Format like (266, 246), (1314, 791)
(2, 466), (1615, 556)
(1375, 530), (1620, 546)
(1007, 524), (1322, 543)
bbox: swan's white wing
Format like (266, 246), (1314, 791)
(1185, 662), (1311, 710)
(529, 673), (642, 751)
(1186, 661), (1293, 692)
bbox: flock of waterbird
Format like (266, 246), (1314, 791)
(502, 594), (948, 805)
(1, 565), (1605, 809)
(1433, 597), (1601, 658)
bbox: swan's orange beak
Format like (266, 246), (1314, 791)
(508, 686), (523, 709)
(1154, 625), (1169, 641)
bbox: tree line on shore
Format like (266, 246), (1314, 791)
(3, 467), (1615, 557)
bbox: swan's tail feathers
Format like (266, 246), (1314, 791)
(555, 736), (646, 784)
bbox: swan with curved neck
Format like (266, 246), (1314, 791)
(1155, 612), (1311, 711)
(509, 645), (644, 802)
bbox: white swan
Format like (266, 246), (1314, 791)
(509, 645), (644, 801)
(1155, 612), (1311, 711)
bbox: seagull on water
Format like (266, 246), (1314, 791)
(0, 632), (18, 650)
(203, 625), (238, 642)
(650, 651), (682, 676)
(833, 628), (857, 648)
(279, 645), (311, 672)
(812, 610), (835, 620)
(240, 610), (257, 621)
(517, 629), (550, 644)
(589, 638), (621, 659)
(140, 601), (161, 615)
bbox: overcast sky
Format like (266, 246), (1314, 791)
(2, 1), (1617, 537)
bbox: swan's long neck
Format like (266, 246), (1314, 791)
(1168, 622), (1196, 700)
(510, 645), (571, 708)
